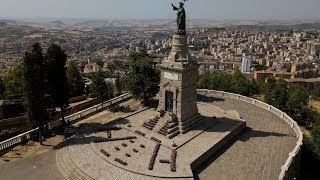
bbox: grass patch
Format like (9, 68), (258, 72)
(300, 126), (311, 138)
(251, 94), (265, 102)
(309, 100), (320, 113)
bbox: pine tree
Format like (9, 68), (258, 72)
(23, 42), (46, 144)
(45, 43), (69, 129)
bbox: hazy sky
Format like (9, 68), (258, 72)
(0, 0), (320, 20)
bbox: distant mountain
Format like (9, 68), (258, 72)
(47, 20), (67, 29)
(0, 19), (17, 24)
(2, 18), (320, 30)
(50, 20), (66, 26)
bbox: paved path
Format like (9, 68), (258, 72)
(0, 99), (141, 180)
(0, 145), (64, 180)
(197, 95), (297, 180)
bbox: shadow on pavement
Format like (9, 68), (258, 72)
(52, 121), (128, 149)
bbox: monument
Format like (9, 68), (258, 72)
(157, 0), (201, 138)
(55, 2), (246, 179)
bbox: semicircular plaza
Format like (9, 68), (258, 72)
(196, 90), (302, 180)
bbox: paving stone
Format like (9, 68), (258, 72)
(197, 95), (297, 180)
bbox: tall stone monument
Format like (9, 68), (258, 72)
(157, 1), (200, 136)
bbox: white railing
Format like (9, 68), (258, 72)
(0, 93), (132, 152)
(0, 128), (38, 151)
(197, 89), (303, 180)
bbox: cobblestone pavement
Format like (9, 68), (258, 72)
(197, 95), (297, 180)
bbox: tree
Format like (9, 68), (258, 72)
(286, 85), (309, 117)
(67, 60), (85, 97)
(309, 125), (320, 157)
(45, 43), (69, 129)
(312, 84), (320, 101)
(94, 58), (104, 68)
(300, 108), (320, 127)
(288, 29), (294, 37)
(90, 71), (114, 107)
(0, 78), (5, 99)
(23, 42), (47, 144)
(229, 69), (251, 96)
(197, 71), (212, 89)
(3, 64), (24, 97)
(264, 77), (288, 110)
(107, 60), (130, 76)
(249, 78), (261, 96)
(128, 51), (160, 106)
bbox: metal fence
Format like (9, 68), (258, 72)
(197, 89), (303, 180)
(0, 93), (132, 152)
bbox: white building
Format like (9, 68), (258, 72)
(241, 56), (253, 73)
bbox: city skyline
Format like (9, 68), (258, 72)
(1, 0), (320, 20)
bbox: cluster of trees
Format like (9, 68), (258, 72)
(106, 50), (160, 106)
(22, 43), (69, 144)
(90, 71), (114, 107)
(0, 42), (118, 144)
(0, 44), (162, 143)
(127, 51), (160, 106)
(198, 70), (320, 158)
(198, 69), (260, 97)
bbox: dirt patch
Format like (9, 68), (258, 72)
(0, 135), (63, 165)
(309, 100), (320, 113)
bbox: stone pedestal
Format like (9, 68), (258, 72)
(157, 35), (200, 137)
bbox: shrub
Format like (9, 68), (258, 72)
(122, 143), (127, 147)
(140, 144), (145, 148)
(125, 153), (131, 157)
(0, 128), (21, 142)
(115, 146), (120, 151)
(129, 140), (134, 143)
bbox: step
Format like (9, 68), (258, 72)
(168, 130), (180, 139)
(168, 126), (179, 134)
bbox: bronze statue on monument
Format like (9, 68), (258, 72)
(171, 1), (187, 35)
